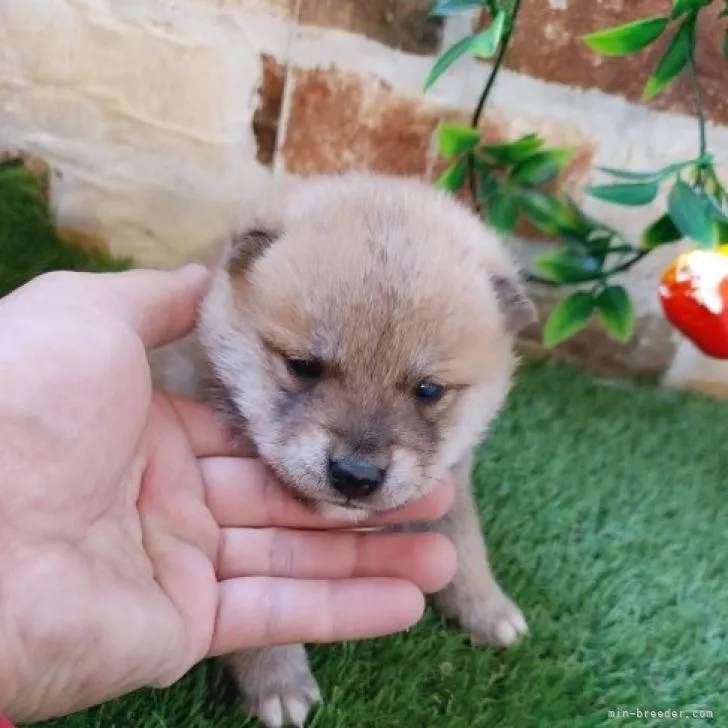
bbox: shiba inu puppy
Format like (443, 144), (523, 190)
(151, 172), (536, 727)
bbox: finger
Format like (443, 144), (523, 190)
(202, 457), (455, 529)
(158, 391), (246, 458)
(218, 529), (456, 593)
(86, 265), (211, 349)
(209, 577), (425, 656)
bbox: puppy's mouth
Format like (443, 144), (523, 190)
(264, 460), (421, 520)
(277, 481), (395, 522)
(292, 490), (375, 518)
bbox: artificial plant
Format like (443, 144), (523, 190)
(426, 0), (728, 354)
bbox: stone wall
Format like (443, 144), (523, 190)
(1, 0), (728, 393)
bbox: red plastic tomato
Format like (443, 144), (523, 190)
(658, 246), (728, 359)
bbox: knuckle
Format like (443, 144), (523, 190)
(269, 529), (297, 577)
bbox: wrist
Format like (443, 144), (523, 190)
(0, 570), (23, 722)
(0, 635), (20, 722)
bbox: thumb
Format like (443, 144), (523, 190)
(83, 264), (211, 349)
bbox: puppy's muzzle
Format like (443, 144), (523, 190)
(327, 456), (386, 499)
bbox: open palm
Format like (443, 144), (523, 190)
(0, 267), (455, 723)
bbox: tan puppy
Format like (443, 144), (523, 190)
(151, 172), (536, 727)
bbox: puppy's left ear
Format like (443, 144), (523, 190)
(224, 178), (287, 277)
(226, 226), (280, 276)
(491, 273), (538, 334)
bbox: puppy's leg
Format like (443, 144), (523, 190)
(224, 645), (320, 728)
(433, 452), (528, 648)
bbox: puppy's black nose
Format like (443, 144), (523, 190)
(328, 456), (385, 499)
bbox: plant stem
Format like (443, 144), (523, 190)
(524, 250), (649, 287)
(687, 14), (708, 184)
(460, 0), (651, 290)
(467, 0), (523, 206)
(688, 57), (707, 159)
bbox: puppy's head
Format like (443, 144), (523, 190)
(199, 173), (535, 520)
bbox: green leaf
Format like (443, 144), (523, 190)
(595, 166), (663, 182)
(585, 181), (660, 206)
(671, 0), (711, 19)
(543, 292), (596, 348)
(583, 16), (669, 56)
(641, 213), (683, 249)
(724, 29), (728, 61)
(424, 12), (505, 90)
(475, 171), (499, 200)
(643, 15), (694, 101)
(583, 233), (619, 265)
(437, 124), (480, 157)
(706, 192), (728, 224)
(519, 191), (572, 235)
(480, 134), (545, 164)
(667, 179), (719, 246)
(595, 159), (693, 182)
(535, 250), (602, 283)
(705, 176), (725, 204)
(436, 158), (468, 192)
(430, 0), (487, 16)
(470, 10), (506, 58)
(425, 34), (479, 90)
(510, 148), (574, 187)
(718, 219), (728, 243)
(595, 285), (635, 343)
(555, 196), (596, 238)
(486, 188), (520, 232)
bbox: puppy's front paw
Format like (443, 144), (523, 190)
(254, 680), (321, 728)
(465, 591), (529, 648)
(227, 645), (321, 727)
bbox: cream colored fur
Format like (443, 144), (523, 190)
(150, 172), (536, 727)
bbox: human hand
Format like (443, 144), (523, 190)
(0, 267), (456, 723)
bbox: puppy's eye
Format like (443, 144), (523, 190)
(413, 379), (445, 404)
(285, 357), (323, 381)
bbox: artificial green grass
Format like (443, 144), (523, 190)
(2, 159), (725, 728)
(0, 159), (128, 296)
(28, 361), (726, 728)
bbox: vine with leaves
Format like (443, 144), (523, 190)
(426, 0), (728, 348)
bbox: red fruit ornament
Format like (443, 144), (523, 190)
(658, 246), (728, 359)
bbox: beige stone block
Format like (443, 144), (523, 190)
(188, 0), (295, 19)
(0, 0), (270, 268)
(664, 339), (728, 398)
(0, 2), (227, 138)
(50, 166), (274, 269)
(3, 87), (108, 141)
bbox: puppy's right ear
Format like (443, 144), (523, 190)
(226, 227), (280, 276)
(492, 273), (538, 334)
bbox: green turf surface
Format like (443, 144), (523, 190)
(2, 159), (725, 728)
(0, 159), (128, 297)
(28, 361), (727, 728)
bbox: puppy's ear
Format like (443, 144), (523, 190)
(491, 273), (538, 334)
(226, 226), (280, 276)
